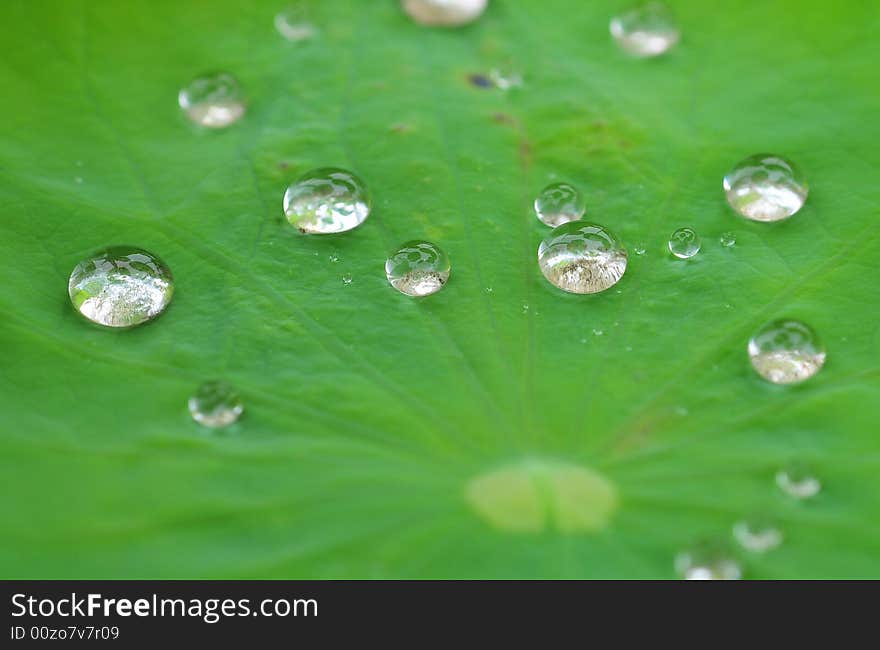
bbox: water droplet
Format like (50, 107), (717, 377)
(329, 254), (339, 263)
(385, 240), (451, 297)
(776, 465), (821, 499)
(723, 154), (808, 222)
(74, 176), (83, 184)
(178, 73), (246, 128)
(402, 0), (488, 27)
(522, 303), (530, 313)
(484, 286), (494, 294)
(283, 167), (371, 234)
(634, 243), (647, 255)
(668, 227), (701, 259)
(733, 520), (783, 553)
(593, 328), (604, 336)
(675, 546), (742, 580)
(342, 273), (353, 286)
(720, 231), (736, 247)
(748, 319), (826, 384)
(534, 182), (586, 227)
(274, 7), (317, 42)
(610, 2), (680, 58)
(538, 221), (627, 294)
(68, 246), (174, 328)
(489, 67), (523, 90)
(188, 381), (243, 428)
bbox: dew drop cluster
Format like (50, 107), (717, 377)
(63, 1), (843, 580)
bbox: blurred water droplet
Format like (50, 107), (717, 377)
(68, 246), (174, 328)
(329, 254), (339, 263)
(74, 176), (83, 184)
(178, 73), (246, 128)
(668, 227), (701, 259)
(385, 240), (451, 297)
(610, 2), (680, 58)
(283, 167), (371, 234)
(274, 7), (317, 42)
(484, 286), (494, 293)
(538, 221), (627, 294)
(534, 182), (585, 227)
(749, 319), (825, 384)
(733, 520), (783, 553)
(188, 381), (243, 428)
(675, 546), (741, 580)
(776, 465), (821, 499)
(593, 328), (604, 336)
(402, 0), (488, 27)
(489, 67), (523, 90)
(342, 273), (353, 286)
(720, 231), (736, 247)
(634, 243), (646, 255)
(723, 154), (807, 222)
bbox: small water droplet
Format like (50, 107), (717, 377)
(489, 67), (523, 90)
(633, 243), (646, 255)
(733, 520), (783, 553)
(720, 231), (736, 247)
(748, 319), (826, 384)
(534, 182), (586, 227)
(68, 246), (174, 328)
(329, 254), (339, 263)
(283, 167), (371, 234)
(274, 7), (317, 42)
(402, 0), (488, 27)
(776, 465), (821, 499)
(610, 2), (680, 58)
(342, 273), (353, 285)
(385, 240), (451, 297)
(675, 545), (742, 580)
(178, 73), (246, 128)
(625, 345), (633, 352)
(484, 286), (494, 294)
(538, 221), (627, 294)
(668, 227), (701, 259)
(74, 176), (83, 184)
(188, 381), (243, 428)
(723, 154), (808, 222)
(593, 328), (604, 336)
(522, 303), (530, 313)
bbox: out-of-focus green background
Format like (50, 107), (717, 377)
(1, 0), (878, 578)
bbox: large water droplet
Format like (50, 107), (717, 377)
(776, 465), (821, 499)
(675, 546), (742, 580)
(723, 154), (808, 222)
(733, 520), (783, 553)
(748, 319), (826, 384)
(534, 182), (586, 227)
(188, 381), (243, 428)
(274, 6), (317, 42)
(537, 221), (627, 294)
(385, 240), (451, 297)
(178, 73), (246, 128)
(610, 2), (680, 58)
(668, 227), (701, 259)
(68, 246), (174, 328)
(402, 0), (488, 27)
(283, 167), (371, 234)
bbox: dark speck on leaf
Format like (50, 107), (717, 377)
(468, 73), (492, 89)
